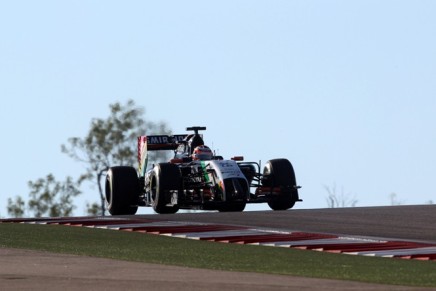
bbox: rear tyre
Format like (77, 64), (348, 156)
(262, 159), (298, 211)
(105, 166), (139, 215)
(150, 163), (180, 214)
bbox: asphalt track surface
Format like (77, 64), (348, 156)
(138, 204), (436, 244)
(2, 205), (436, 290)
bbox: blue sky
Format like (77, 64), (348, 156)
(1, 1), (435, 217)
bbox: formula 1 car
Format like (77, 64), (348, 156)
(105, 126), (302, 215)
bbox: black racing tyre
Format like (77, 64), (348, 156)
(218, 178), (247, 212)
(262, 159), (298, 211)
(105, 166), (139, 215)
(218, 202), (246, 212)
(150, 163), (180, 214)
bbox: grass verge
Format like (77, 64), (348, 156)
(1, 223), (436, 287)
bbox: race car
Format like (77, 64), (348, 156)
(105, 126), (302, 215)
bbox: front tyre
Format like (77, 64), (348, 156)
(105, 166), (139, 215)
(263, 159), (299, 211)
(218, 202), (246, 212)
(218, 178), (248, 212)
(150, 163), (180, 214)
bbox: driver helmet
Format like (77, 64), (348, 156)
(192, 145), (213, 161)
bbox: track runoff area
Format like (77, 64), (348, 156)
(2, 216), (436, 261)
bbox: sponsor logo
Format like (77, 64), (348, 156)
(147, 135), (187, 144)
(173, 135), (187, 142)
(215, 161), (244, 179)
(148, 136), (170, 144)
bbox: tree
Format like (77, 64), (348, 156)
(6, 100), (169, 218)
(61, 99), (171, 216)
(85, 202), (100, 216)
(389, 192), (404, 206)
(7, 196), (25, 218)
(7, 174), (81, 218)
(324, 184), (358, 208)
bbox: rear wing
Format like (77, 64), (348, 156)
(145, 135), (188, 150)
(137, 134), (188, 176)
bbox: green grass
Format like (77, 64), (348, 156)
(1, 223), (436, 287)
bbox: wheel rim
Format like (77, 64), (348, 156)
(151, 177), (157, 204)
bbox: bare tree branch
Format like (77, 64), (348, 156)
(324, 183), (358, 208)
